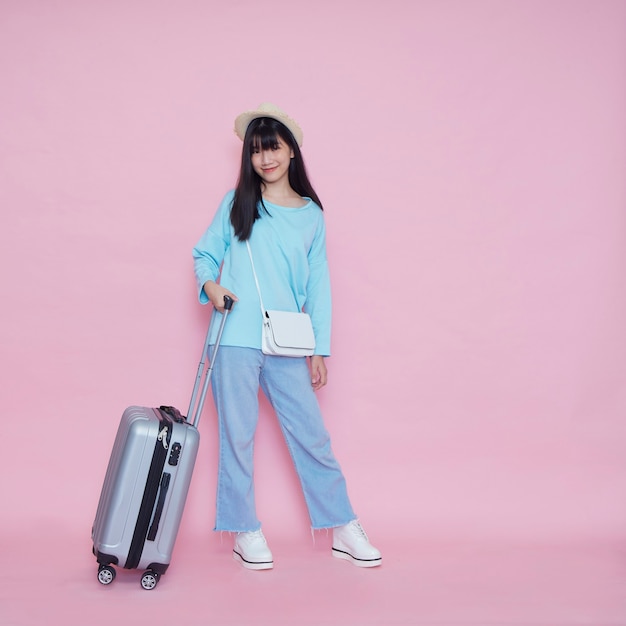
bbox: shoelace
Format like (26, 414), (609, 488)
(243, 529), (266, 542)
(348, 521), (369, 540)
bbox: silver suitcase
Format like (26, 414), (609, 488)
(91, 297), (233, 589)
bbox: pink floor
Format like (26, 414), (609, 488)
(1, 523), (624, 626)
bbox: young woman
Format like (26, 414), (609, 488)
(192, 103), (381, 570)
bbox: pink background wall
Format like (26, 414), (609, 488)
(2, 0), (625, 570)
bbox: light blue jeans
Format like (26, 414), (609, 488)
(209, 346), (356, 532)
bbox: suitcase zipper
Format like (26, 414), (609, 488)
(157, 426), (169, 449)
(125, 411), (173, 570)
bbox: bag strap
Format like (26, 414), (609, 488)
(246, 240), (267, 315)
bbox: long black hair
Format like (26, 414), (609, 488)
(231, 117), (323, 241)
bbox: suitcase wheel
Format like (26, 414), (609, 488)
(140, 570), (159, 590)
(97, 565), (116, 585)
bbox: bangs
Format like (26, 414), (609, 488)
(247, 117), (293, 154)
(250, 128), (281, 154)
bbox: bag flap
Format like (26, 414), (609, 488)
(266, 311), (316, 350)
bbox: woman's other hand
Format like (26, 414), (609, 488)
(310, 355), (328, 391)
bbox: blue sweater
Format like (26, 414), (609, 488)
(193, 190), (332, 356)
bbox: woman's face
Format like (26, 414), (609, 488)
(250, 135), (294, 186)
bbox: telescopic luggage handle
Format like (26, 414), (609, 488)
(187, 295), (234, 428)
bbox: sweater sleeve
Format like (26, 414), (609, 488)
(192, 191), (234, 304)
(305, 213), (332, 356)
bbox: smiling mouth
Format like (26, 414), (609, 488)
(262, 167), (277, 173)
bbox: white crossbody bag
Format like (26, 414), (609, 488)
(246, 241), (316, 357)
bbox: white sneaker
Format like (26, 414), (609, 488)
(233, 529), (274, 570)
(332, 520), (382, 568)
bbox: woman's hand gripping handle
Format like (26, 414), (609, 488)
(203, 280), (238, 313)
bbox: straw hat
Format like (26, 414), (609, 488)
(234, 102), (304, 147)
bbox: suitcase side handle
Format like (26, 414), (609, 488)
(187, 295), (234, 428)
